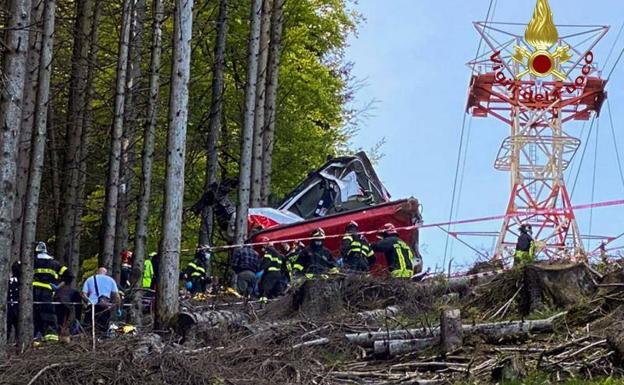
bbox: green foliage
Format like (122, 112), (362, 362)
(41, 0), (360, 278)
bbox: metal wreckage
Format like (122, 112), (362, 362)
(192, 151), (423, 273)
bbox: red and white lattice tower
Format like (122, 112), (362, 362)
(466, 0), (608, 260)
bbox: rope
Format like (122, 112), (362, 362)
(607, 44), (624, 81)
(587, 117), (600, 250)
(571, 116), (598, 198)
(444, 0), (496, 268)
(607, 99), (624, 192)
(604, 21), (624, 70)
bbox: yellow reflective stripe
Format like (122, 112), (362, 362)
(343, 235), (353, 241)
(395, 245), (407, 271)
(34, 268), (58, 279)
(33, 282), (53, 290)
(59, 266), (68, 276)
(189, 262), (198, 269)
(294, 264), (304, 271)
(267, 267), (281, 272)
(264, 254), (281, 263)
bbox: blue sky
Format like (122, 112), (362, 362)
(345, 0), (624, 271)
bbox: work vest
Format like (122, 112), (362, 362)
(391, 239), (414, 278)
(143, 259), (154, 288)
(33, 255), (67, 291)
(287, 251), (304, 275)
(343, 234), (374, 271)
(263, 251), (284, 273)
(188, 260), (206, 278)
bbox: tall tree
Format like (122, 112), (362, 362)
(100, 0), (132, 271)
(12, 0), (44, 262)
(157, 0), (194, 327)
(114, 0), (146, 281)
(249, 0), (272, 208)
(133, 0), (164, 321)
(57, 0), (95, 264)
(198, 0), (228, 246)
(260, 0), (284, 205)
(70, 0), (102, 277)
(18, 0), (56, 348)
(234, 0), (262, 244)
(0, 0), (33, 351)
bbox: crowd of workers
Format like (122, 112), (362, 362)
(6, 221), (418, 344)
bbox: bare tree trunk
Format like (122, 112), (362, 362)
(114, 0), (145, 282)
(234, 0), (262, 244)
(0, 0), (33, 352)
(18, 0), (56, 348)
(260, 0), (284, 205)
(156, 0), (193, 328)
(48, 107), (61, 218)
(100, 0), (132, 271)
(12, 0), (43, 263)
(70, 0), (101, 278)
(198, 0), (228, 246)
(249, 0), (272, 208)
(57, 0), (94, 263)
(133, 0), (163, 323)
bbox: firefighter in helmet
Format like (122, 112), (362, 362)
(371, 223), (415, 278)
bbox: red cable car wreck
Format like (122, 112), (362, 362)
(247, 152), (424, 274)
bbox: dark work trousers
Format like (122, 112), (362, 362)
(7, 304), (18, 341)
(33, 287), (58, 338)
(236, 270), (257, 298)
(190, 277), (206, 294)
(85, 302), (113, 332)
(261, 271), (285, 299)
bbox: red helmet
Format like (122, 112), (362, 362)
(345, 221), (359, 231)
(381, 223), (398, 236)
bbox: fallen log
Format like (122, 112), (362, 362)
(172, 310), (250, 337)
(292, 338), (330, 349)
(346, 312), (566, 348)
(356, 306), (401, 321)
(374, 337), (439, 356)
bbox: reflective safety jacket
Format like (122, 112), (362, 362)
(514, 233), (536, 265)
(261, 246), (286, 274)
(33, 253), (72, 290)
(185, 258), (208, 280)
(341, 233), (375, 272)
(372, 236), (414, 278)
(286, 248), (305, 276)
(143, 259), (154, 289)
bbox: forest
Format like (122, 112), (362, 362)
(0, 0), (361, 350)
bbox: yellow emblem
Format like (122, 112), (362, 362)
(512, 0), (571, 80)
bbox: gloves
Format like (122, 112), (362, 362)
(50, 283), (59, 291)
(116, 309), (123, 318)
(255, 271), (264, 280)
(185, 281), (193, 290)
(336, 258), (344, 267)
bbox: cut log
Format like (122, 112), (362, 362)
(440, 308), (462, 353)
(374, 337), (439, 356)
(292, 278), (344, 317)
(346, 312), (565, 348)
(173, 310), (250, 337)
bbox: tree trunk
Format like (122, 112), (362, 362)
(12, 0), (43, 263)
(57, 0), (94, 264)
(234, 0), (262, 244)
(0, 0), (33, 351)
(100, 0), (132, 271)
(198, 0), (228, 247)
(440, 308), (463, 354)
(156, 0), (193, 328)
(260, 0), (284, 205)
(70, 0), (101, 278)
(249, 0), (272, 208)
(18, 0), (56, 348)
(133, 0), (163, 322)
(114, 0), (146, 282)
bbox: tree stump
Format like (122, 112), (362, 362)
(292, 278), (344, 318)
(440, 308), (462, 354)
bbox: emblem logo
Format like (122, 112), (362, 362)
(512, 0), (571, 80)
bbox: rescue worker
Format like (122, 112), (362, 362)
(340, 221), (375, 273)
(371, 224), (415, 278)
(143, 252), (156, 289)
(231, 245), (261, 298)
(283, 241), (305, 281)
(514, 224), (535, 266)
(183, 248), (211, 294)
(299, 228), (337, 278)
(120, 250), (133, 289)
(258, 237), (287, 299)
(7, 261), (20, 341)
(33, 242), (73, 342)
